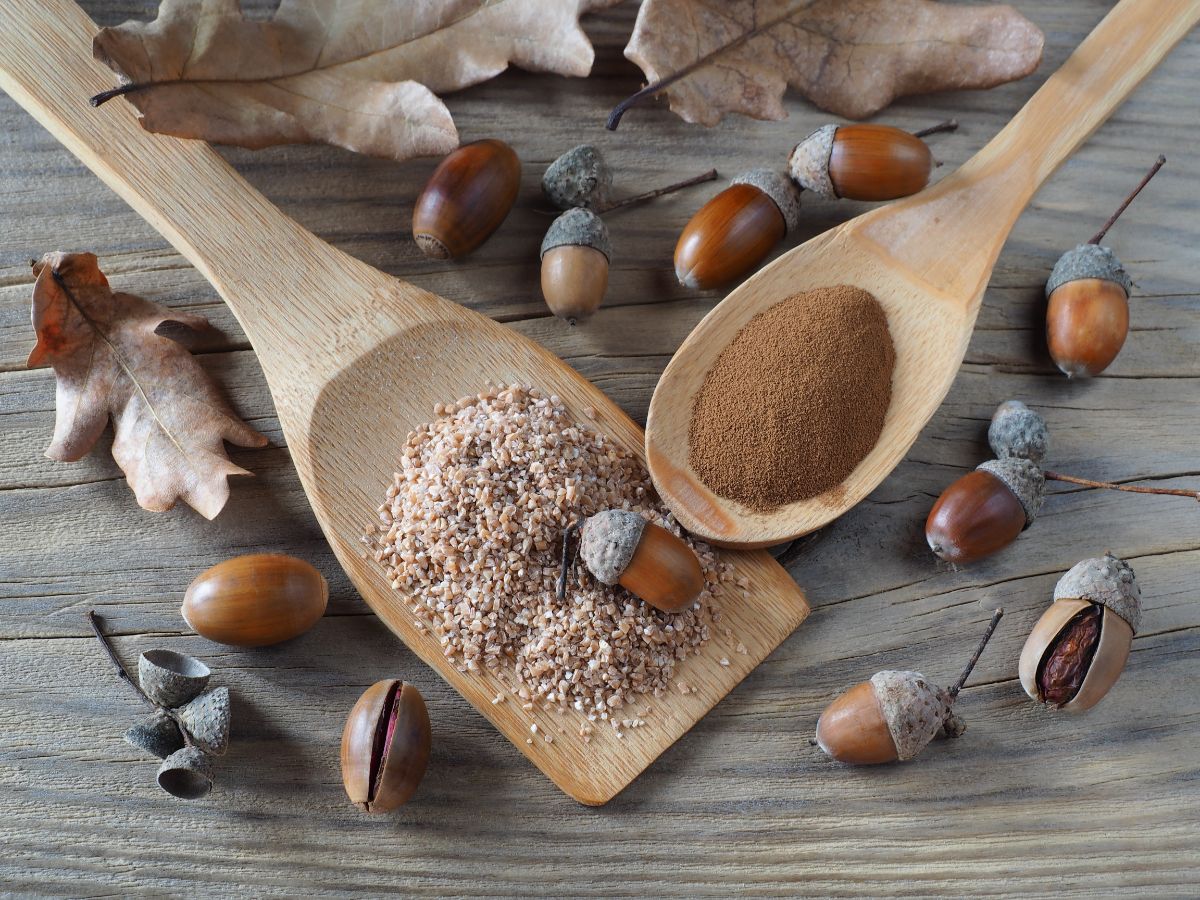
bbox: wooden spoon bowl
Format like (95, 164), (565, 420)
(646, 0), (1200, 548)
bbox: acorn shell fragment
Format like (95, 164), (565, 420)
(124, 710), (185, 760)
(542, 144), (613, 211)
(1018, 597), (1134, 711)
(1046, 243), (1132, 298)
(157, 746), (213, 800)
(175, 687), (231, 756)
(138, 648), (210, 707)
(988, 400), (1048, 463)
(976, 457), (1046, 526)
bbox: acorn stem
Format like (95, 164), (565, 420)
(1044, 470), (1200, 501)
(1088, 154), (1166, 244)
(86, 609), (196, 747)
(912, 119), (958, 139)
(556, 520), (582, 601)
(599, 169), (718, 213)
(948, 608), (1004, 698)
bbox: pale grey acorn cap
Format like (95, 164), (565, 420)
(1054, 552), (1142, 633)
(157, 746), (213, 800)
(138, 648), (210, 708)
(580, 509), (646, 585)
(542, 144), (613, 211)
(540, 208), (611, 260)
(175, 687), (231, 756)
(870, 671), (952, 761)
(732, 168), (802, 233)
(124, 710), (185, 760)
(787, 124), (837, 198)
(1046, 244), (1132, 297)
(988, 400), (1049, 463)
(977, 457), (1046, 526)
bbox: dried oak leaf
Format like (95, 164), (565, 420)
(28, 252), (267, 520)
(92, 0), (615, 161)
(622, 0), (1044, 125)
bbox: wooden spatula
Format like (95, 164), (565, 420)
(646, 0), (1200, 548)
(0, 0), (810, 805)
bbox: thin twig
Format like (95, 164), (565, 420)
(1044, 470), (1200, 501)
(557, 520), (582, 601)
(949, 608), (1004, 698)
(912, 119), (958, 139)
(599, 169), (718, 213)
(89, 83), (144, 107)
(87, 610), (194, 746)
(1089, 154), (1166, 244)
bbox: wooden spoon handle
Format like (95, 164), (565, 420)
(0, 0), (369, 329)
(860, 0), (1200, 299)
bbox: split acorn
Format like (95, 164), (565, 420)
(413, 139), (521, 259)
(341, 680), (432, 813)
(577, 510), (704, 614)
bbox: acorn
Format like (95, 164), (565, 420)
(124, 710), (186, 760)
(412, 139), (521, 259)
(157, 746), (213, 800)
(1019, 553), (1141, 712)
(341, 680), (431, 813)
(789, 122), (948, 201)
(541, 144), (613, 211)
(540, 208), (610, 325)
(926, 458), (1045, 564)
(577, 510), (703, 613)
(816, 609), (1003, 765)
(182, 554), (328, 647)
(674, 168), (802, 290)
(1046, 156), (1164, 377)
(988, 399), (1048, 463)
(174, 687), (231, 756)
(137, 649), (210, 707)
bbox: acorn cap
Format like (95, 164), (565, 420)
(542, 144), (613, 211)
(540, 208), (611, 261)
(157, 746), (213, 800)
(124, 710), (185, 760)
(988, 399), (1049, 463)
(580, 509), (646, 585)
(175, 687), (231, 756)
(1053, 552), (1142, 633)
(732, 168), (802, 233)
(869, 670), (953, 761)
(976, 457), (1045, 526)
(787, 124), (837, 198)
(1046, 244), (1132, 298)
(138, 648), (210, 708)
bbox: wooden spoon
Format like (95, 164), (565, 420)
(646, 0), (1200, 549)
(0, 0), (811, 805)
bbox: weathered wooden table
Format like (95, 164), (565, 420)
(3, 1), (1198, 895)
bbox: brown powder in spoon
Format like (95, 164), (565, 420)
(688, 284), (895, 511)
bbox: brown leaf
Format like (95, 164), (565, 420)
(620, 0), (1044, 125)
(92, 0), (611, 161)
(28, 252), (267, 520)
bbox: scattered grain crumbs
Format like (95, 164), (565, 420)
(368, 384), (734, 733)
(492, 693), (505, 705)
(719, 657), (730, 667)
(736, 642), (748, 655)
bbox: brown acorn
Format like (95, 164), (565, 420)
(540, 208), (610, 325)
(1019, 553), (1141, 711)
(577, 510), (703, 613)
(926, 458), (1045, 564)
(789, 123), (937, 201)
(816, 610), (1003, 765)
(1046, 156), (1164, 377)
(412, 139), (521, 259)
(674, 169), (802, 290)
(341, 680), (431, 813)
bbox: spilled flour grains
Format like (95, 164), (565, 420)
(370, 385), (730, 732)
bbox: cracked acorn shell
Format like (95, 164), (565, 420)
(1019, 553), (1141, 711)
(341, 680), (431, 813)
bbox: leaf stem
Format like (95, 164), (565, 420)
(1088, 155), (1166, 244)
(90, 83), (145, 107)
(1044, 470), (1200, 501)
(912, 119), (958, 139)
(599, 169), (718, 213)
(949, 608), (1004, 698)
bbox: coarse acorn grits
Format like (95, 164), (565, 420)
(182, 553), (328, 647)
(789, 123), (938, 201)
(925, 457), (1045, 564)
(341, 680), (431, 813)
(1019, 553), (1141, 712)
(816, 609), (1003, 765)
(412, 139), (521, 259)
(1045, 156), (1165, 378)
(674, 168), (802, 290)
(578, 509), (703, 614)
(540, 208), (611, 325)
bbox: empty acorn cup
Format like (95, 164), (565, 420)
(138, 649), (210, 707)
(157, 746), (213, 800)
(175, 687), (231, 756)
(124, 710), (186, 760)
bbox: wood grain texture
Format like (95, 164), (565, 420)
(1, 0), (1199, 895)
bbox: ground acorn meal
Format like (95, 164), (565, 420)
(368, 385), (733, 740)
(689, 285), (895, 510)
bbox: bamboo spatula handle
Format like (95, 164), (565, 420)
(0, 0), (370, 331)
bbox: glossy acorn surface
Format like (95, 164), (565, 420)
(828, 124), (933, 201)
(412, 139), (521, 259)
(182, 554), (328, 647)
(1046, 277), (1130, 377)
(620, 522), (704, 613)
(541, 244), (609, 324)
(925, 469), (1026, 563)
(341, 680), (431, 813)
(815, 681), (898, 764)
(674, 183), (785, 290)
